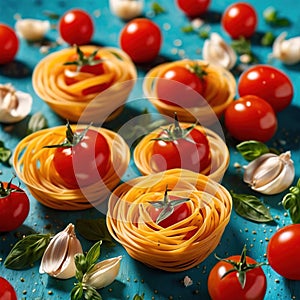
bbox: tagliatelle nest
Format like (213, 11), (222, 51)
(133, 123), (230, 183)
(32, 46), (137, 123)
(106, 169), (232, 272)
(13, 125), (130, 210)
(143, 59), (236, 125)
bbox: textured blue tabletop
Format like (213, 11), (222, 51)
(0, 0), (300, 299)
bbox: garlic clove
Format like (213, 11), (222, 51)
(272, 32), (300, 65)
(15, 18), (50, 42)
(243, 151), (295, 195)
(202, 32), (237, 70)
(0, 84), (32, 124)
(83, 255), (122, 289)
(109, 0), (144, 20)
(39, 223), (83, 279)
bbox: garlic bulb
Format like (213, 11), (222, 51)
(272, 32), (300, 65)
(243, 151), (295, 195)
(15, 18), (50, 41)
(83, 256), (122, 289)
(39, 223), (83, 279)
(109, 0), (144, 20)
(0, 83), (32, 124)
(202, 32), (237, 70)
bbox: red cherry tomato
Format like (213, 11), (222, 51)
(0, 277), (17, 300)
(267, 224), (300, 280)
(59, 9), (94, 45)
(0, 181), (30, 232)
(119, 18), (162, 63)
(156, 64), (207, 108)
(148, 196), (191, 228)
(52, 127), (111, 189)
(221, 2), (257, 39)
(238, 65), (294, 112)
(176, 0), (211, 17)
(224, 95), (277, 142)
(0, 24), (19, 64)
(152, 122), (211, 173)
(208, 254), (267, 300)
(64, 50), (112, 95)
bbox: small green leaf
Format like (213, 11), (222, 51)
(133, 293), (145, 300)
(70, 283), (84, 300)
(76, 218), (114, 244)
(4, 233), (52, 269)
(263, 7), (291, 27)
(230, 191), (273, 223)
(236, 140), (270, 161)
(181, 25), (195, 33)
(84, 285), (102, 300)
(282, 179), (300, 223)
(0, 140), (12, 166)
(151, 2), (166, 15)
(74, 253), (88, 276)
(86, 241), (102, 269)
(261, 31), (276, 46)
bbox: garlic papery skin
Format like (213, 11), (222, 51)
(202, 32), (237, 70)
(272, 32), (300, 65)
(109, 0), (143, 20)
(0, 84), (32, 124)
(39, 223), (83, 279)
(15, 19), (50, 41)
(83, 256), (122, 289)
(243, 151), (295, 195)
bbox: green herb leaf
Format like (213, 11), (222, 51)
(151, 2), (166, 15)
(27, 112), (48, 135)
(282, 178), (300, 223)
(236, 140), (270, 161)
(76, 218), (114, 244)
(263, 7), (291, 27)
(230, 191), (273, 223)
(85, 240), (102, 271)
(84, 286), (102, 300)
(4, 233), (52, 269)
(70, 283), (84, 300)
(181, 25), (195, 33)
(261, 31), (276, 46)
(133, 293), (145, 300)
(0, 140), (11, 166)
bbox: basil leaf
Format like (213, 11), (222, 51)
(0, 140), (12, 166)
(133, 293), (145, 300)
(84, 286), (102, 300)
(4, 233), (52, 269)
(76, 218), (114, 244)
(236, 140), (269, 161)
(70, 283), (83, 300)
(282, 179), (300, 223)
(86, 241), (102, 269)
(151, 2), (166, 15)
(230, 191), (273, 223)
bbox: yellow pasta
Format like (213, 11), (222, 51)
(133, 123), (230, 182)
(106, 169), (232, 272)
(13, 125), (130, 210)
(32, 46), (137, 123)
(143, 59), (236, 125)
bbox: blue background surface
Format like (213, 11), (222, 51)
(0, 0), (300, 299)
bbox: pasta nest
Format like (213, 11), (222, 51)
(133, 123), (229, 183)
(143, 59), (236, 125)
(13, 125), (130, 210)
(32, 45), (137, 123)
(106, 169), (232, 272)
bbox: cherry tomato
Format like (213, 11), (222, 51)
(238, 65), (294, 112)
(208, 253), (267, 300)
(119, 18), (162, 63)
(267, 224), (300, 280)
(224, 95), (277, 142)
(151, 120), (211, 173)
(0, 277), (17, 300)
(176, 0), (210, 18)
(156, 64), (207, 108)
(59, 9), (94, 45)
(64, 48), (112, 95)
(51, 125), (111, 189)
(0, 24), (19, 64)
(221, 2), (257, 39)
(0, 180), (30, 232)
(148, 196), (191, 228)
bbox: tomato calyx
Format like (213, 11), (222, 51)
(44, 122), (91, 149)
(0, 175), (23, 198)
(185, 63), (207, 82)
(63, 45), (103, 73)
(153, 113), (196, 142)
(149, 186), (190, 224)
(215, 245), (266, 289)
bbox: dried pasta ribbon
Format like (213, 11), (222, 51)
(106, 169), (232, 272)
